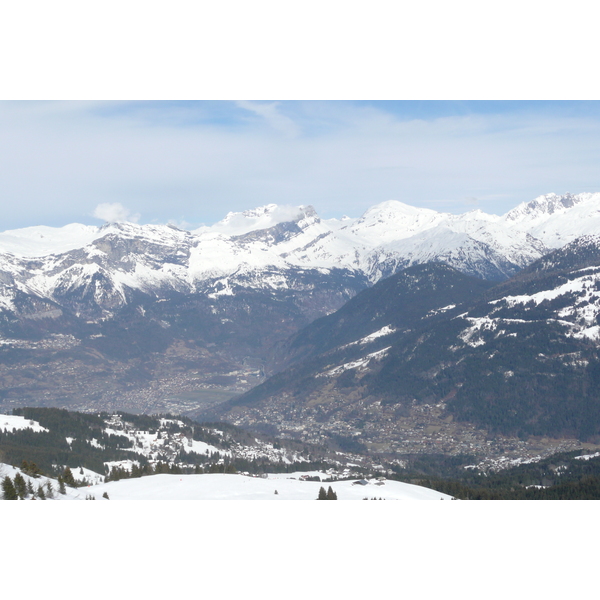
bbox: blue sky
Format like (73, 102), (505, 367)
(2, 100), (600, 230)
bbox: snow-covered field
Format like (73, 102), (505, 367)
(71, 472), (452, 501)
(0, 463), (452, 500)
(0, 414), (48, 433)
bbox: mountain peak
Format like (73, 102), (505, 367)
(350, 200), (445, 242)
(210, 204), (318, 236)
(361, 199), (441, 217)
(501, 192), (600, 248)
(504, 192), (598, 222)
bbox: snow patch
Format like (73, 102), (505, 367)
(341, 325), (396, 349)
(0, 414), (48, 433)
(574, 452), (600, 461)
(318, 347), (391, 377)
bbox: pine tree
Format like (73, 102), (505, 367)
(57, 476), (66, 495)
(45, 481), (54, 499)
(317, 486), (327, 500)
(13, 472), (28, 499)
(326, 486), (338, 500)
(36, 483), (46, 500)
(2, 476), (18, 500)
(62, 467), (77, 488)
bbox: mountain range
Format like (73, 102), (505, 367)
(4, 192), (600, 294)
(2, 191), (600, 462)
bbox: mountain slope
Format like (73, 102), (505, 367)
(265, 262), (494, 372)
(207, 237), (600, 454)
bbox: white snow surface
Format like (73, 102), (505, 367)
(0, 463), (63, 496)
(453, 262), (600, 348)
(0, 414), (48, 433)
(68, 465), (105, 485)
(0, 463), (451, 500)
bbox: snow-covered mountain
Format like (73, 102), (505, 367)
(1, 192), (600, 414)
(503, 192), (600, 246)
(2, 192), (599, 321)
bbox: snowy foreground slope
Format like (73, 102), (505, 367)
(0, 464), (452, 500)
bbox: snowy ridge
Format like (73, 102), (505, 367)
(503, 192), (600, 247)
(1, 193), (600, 319)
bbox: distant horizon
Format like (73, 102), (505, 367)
(1, 187), (598, 235)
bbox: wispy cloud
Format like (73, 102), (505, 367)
(93, 203), (139, 223)
(236, 101), (300, 137)
(1, 101), (600, 230)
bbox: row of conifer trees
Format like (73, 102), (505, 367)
(2, 472), (60, 500)
(1, 462), (82, 500)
